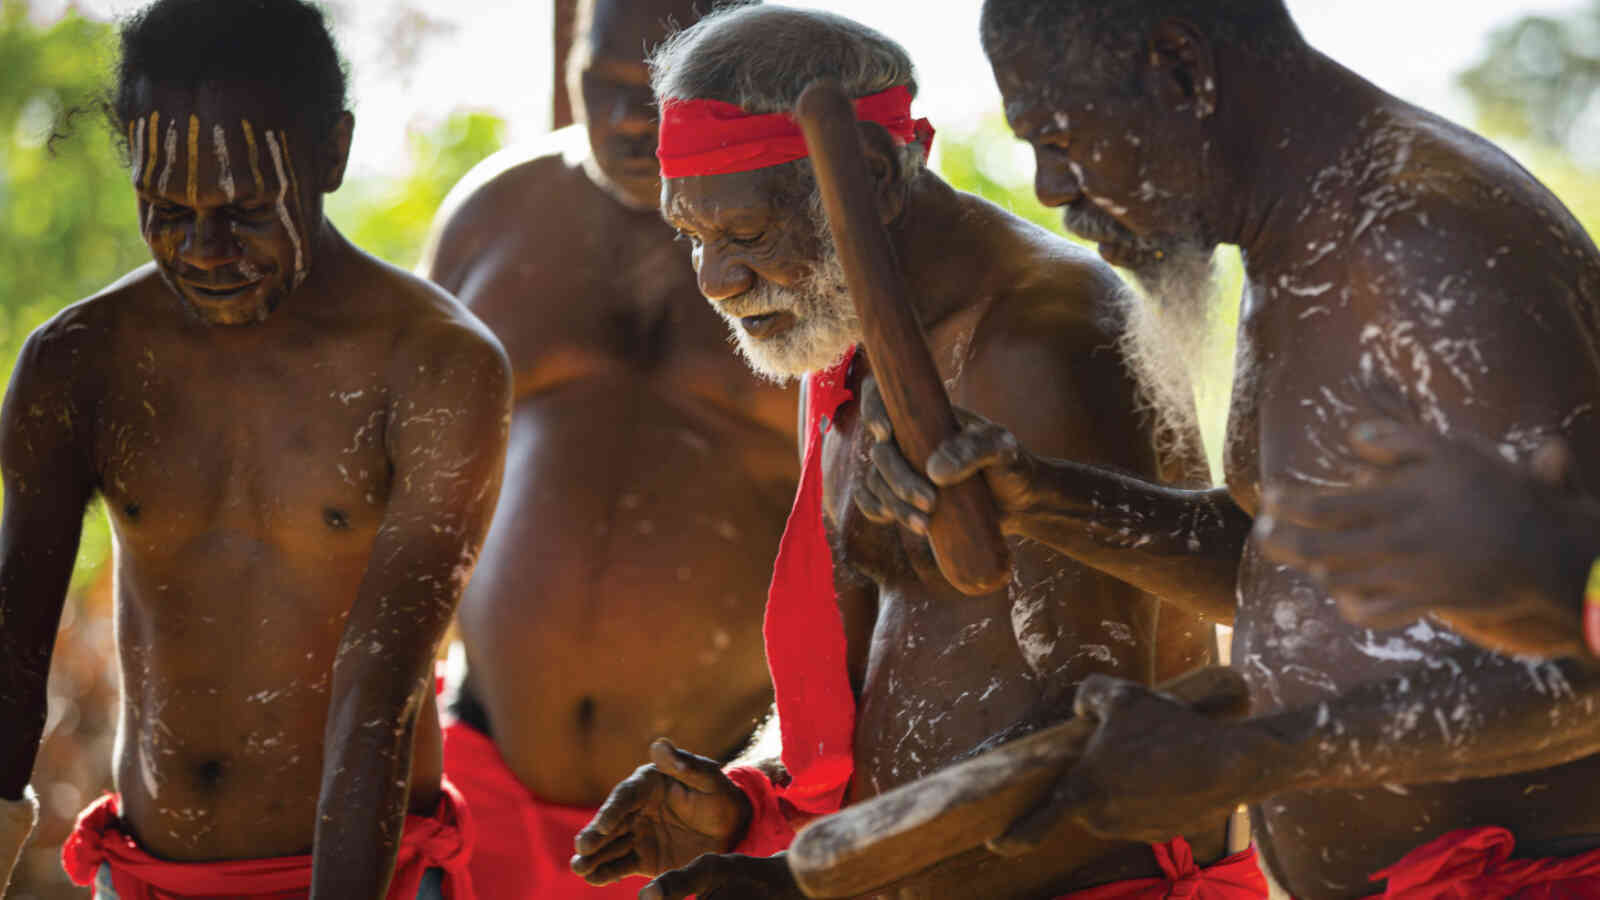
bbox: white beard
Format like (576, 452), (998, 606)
(1117, 243), (1220, 460)
(717, 201), (862, 383)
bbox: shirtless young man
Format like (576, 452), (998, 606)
(566, 8), (1251, 899)
(862, 0), (1600, 896)
(418, 1), (793, 895)
(0, 1), (510, 897)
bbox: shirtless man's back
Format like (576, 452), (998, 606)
(0, 3), (510, 897)
(419, 0), (794, 893)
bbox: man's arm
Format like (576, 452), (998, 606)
(0, 323), (98, 800)
(0, 321), (98, 886)
(309, 317), (511, 900)
(1027, 648), (1600, 845)
(1258, 420), (1600, 658)
(855, 303), (1249, 624)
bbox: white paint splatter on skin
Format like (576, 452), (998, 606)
(158, 117), (178, 196)
(130, 116), (146, 185)
(264, 130), (304, 276)
(212, 123), (235, 202)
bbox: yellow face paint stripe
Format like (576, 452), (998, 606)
(186, 114), (200, 207)
(241, 119), (264, 196)
(142, 111), (159, 190)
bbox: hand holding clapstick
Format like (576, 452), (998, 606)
(792, 78), (1011, 596)
(785, 666), (1251, 899)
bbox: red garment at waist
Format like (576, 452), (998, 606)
(442, 718), (641, 900)
(60, 781), (475, 900)
(1056, 839), (1268, 900)
(1367, 826), (1600, 899)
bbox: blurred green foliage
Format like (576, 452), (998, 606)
(1460, 2), (1600, 158)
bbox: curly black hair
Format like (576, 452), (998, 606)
(109, 0), (348, 148)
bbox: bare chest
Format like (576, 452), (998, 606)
(93, 342), (393, 560)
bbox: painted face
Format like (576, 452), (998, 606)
(990, 35), (1211, 270)
(128, 82), (323, 325)
(662, 166), (858, 382)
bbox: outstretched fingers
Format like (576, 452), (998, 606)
(574, 769), (652, 854)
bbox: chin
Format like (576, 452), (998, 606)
(731, 322), (853, 384)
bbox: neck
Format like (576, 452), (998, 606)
(884, 172), (998, 330)
(1211, 46), (1382, 266)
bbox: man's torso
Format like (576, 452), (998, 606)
(432, 132), (797, 806)
(1224, 103), (1600, 899)
(71, 259), (450, 861)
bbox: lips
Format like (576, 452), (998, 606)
(181, 278), (262, 300)
(739, 311), (796, 339)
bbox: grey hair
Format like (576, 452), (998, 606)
(980, 0), (1304, 90)
(650, 5), (927, 176)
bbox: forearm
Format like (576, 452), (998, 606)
(1245, 652), (1600, 798)
(310, 660), (431, 900)
(1014, 460), (1248, 622)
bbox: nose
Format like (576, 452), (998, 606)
(610, 91), (655, 137)
(178, 210), (241, 270)
(1033, 144), (1082, 209)
(695, 245), (755, 303)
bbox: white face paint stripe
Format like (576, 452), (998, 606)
(264, 130), (304, 275)
(158, 118), (178, 196)
(130, 117), (145, 185)
(212, 124), (235, 202)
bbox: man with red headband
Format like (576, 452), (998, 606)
(419, 0), (793, 896)
(569, 7), (1259, 898)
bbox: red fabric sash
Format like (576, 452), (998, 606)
(1369, 826), (1600, 899)
(440, 719), (639, 899)
(1054, 839), (1268, 899)
(61, 784), (475, 900)
(657, 86), (933, 178)
(752, 347), (859, 825)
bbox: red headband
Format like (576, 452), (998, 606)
(656, 85), (934, 178)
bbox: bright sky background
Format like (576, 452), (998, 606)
(32, 0), (1591, 177)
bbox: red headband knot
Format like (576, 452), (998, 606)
(657, 85), (934, 178)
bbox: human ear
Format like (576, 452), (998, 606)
(321, 111), (355, 192)
(855, 120), (906, 225)
(1148, 18), (1217, 119)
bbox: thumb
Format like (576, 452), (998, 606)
(650, 738), (727, 793)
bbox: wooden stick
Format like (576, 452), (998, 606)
(793, 78), (1011, 596)
(787, 666), (1251, 898)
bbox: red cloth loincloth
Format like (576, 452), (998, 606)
(441, 719), (641, 899)
(60, 780), (475, 900)
(1368, 826), (1600, 899)
(1054, 839), (1267, 899)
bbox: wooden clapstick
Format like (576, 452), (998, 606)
(793, 79), (1011, 596)
(786, 666), (1251, 899)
